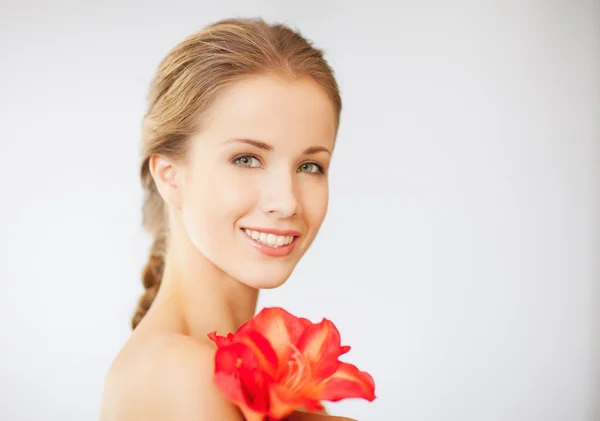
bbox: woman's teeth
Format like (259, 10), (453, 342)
(244, 229), (294, 248)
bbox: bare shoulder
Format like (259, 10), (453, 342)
(100, 333), (243, 421)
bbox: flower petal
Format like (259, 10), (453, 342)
(213, 371), (246, 412)
(268, 383), (325, 420)
(237, 330), (280, 378)
(311, 362), (376, 402)
(213, 370), (245, 407)
(298, 317), (313, 329)
(240, 307), (310, 366)
(207, 331), (234, 348)
(239, 365), (271, 412)
(340, 345), (351, 355)
(297, 319), (347, 381)
(213, 342), (272, 413)
(239, 407), (266, 421)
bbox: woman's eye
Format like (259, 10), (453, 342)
(234, 155), (261, 168)
(298, 162), (324, 174)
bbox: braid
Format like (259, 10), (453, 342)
(131, 232), (166, 330)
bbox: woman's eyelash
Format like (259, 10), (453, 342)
(297, 162), (325, 174)
(232, 154), (326, 175)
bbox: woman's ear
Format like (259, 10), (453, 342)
(148, 154), (183, 209)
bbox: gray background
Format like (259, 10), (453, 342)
(1, 1), (599, 420)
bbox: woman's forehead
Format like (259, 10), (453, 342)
(197, 74), (337, 147)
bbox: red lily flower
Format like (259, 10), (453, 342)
(208, 307), (376, 421)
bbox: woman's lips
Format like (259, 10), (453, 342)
(241, 228), (299, 257)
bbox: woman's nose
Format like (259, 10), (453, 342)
(260, 173), (302, 219)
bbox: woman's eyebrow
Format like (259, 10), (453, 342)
(224, 138), (331, 155)
(225, 138), (272, 151)
(303, 146), (330, 156)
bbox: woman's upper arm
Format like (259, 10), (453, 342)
(141, 337), (244, 421)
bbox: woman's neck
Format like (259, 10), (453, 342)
(150, 223), (259, 343)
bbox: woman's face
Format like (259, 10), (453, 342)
(178, 74), (337, 289)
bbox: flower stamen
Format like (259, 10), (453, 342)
(284, 343), (312, 394)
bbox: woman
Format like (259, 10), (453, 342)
(99, 17), (355, 421)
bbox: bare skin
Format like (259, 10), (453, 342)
(99, 75), (356, 421)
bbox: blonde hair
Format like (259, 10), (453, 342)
(132, 17), (342, 329)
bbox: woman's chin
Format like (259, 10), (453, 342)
(246, 277), (289, 290)
(238, 271), (292, 290)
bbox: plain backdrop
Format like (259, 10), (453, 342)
(1, 1), (599, 420)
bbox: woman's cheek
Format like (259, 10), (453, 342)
(212, 171), (258, 218)
(302, 181), (329, 229)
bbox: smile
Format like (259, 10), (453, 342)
(243, 229), (295, 248)
(241, 227), (300, 257)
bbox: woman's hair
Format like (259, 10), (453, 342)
(131, 17), (342, 330)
